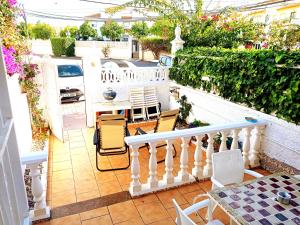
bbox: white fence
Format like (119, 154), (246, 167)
(170, 83), (300, 171)
(0, 49), (29, 225)
(125, 120), (267, 196)
(82, 57), (170, 127)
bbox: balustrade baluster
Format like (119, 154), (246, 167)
(203, 133), (215, 177)
(249, 126), (263, 167)
(178, 137), (189, 182)
(230, 129), (241, 150)
(192, 135), (204, 179)
(242, 127), (251, 168)
(148, 142), (158, 188)
(163, 139), (175, 184)
(219, 131), (228, 151)
(27, 162), (50, 220)
(130, 144), (142, 193)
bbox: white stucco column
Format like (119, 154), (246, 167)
(171, 25), (185, 56)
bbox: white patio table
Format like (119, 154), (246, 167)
(93, 100), (132, 125)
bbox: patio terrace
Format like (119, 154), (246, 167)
(37, 122), (270, 225)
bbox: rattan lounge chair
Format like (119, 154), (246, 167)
(93, 114), (130, 171)
(135, 109), (179, 163)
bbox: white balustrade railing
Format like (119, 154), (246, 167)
(125, 120), (267, 197)
(99, 67), (169, 84)
(21, 151), (50, 222)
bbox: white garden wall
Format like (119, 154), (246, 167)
(29, 40), (133, 59)
(75, 40), (132, 59)
(170, 82), (300, 170)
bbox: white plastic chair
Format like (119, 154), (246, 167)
(129, 87), (147, 121)
(211, 149), (263, 189)
(172, 195), (224, 225)
(144, 86), (160, 119)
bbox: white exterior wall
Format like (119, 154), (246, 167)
(29, 40), (132, 59)
(170, 82), (300, 170)
(6, 75), (32, 156)
(75, 41), (132, 59)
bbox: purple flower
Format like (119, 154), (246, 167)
(7, 0), (17, 7)
(2, 46), (22, 76)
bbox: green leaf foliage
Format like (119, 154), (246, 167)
(79, 21), (97, 40)
(59, 26), (79, 38)
(170, 47), (300, 124)
(129, 21), (149, 40)
(100, 21), (124, 41)
(31, 22), (56, 40)
(50, 37), (75, 57)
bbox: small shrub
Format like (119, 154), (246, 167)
(65, 37), (75, 57)
(50, 38), (65, 56)
(50, 37), (75, 57)
(102, 44), (111, 58)
(31, 22), (55, 40)
(177, 95), (192, 124)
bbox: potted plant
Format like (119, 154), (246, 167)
(176, 95), (192, 129)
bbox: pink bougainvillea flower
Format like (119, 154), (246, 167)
(200, 15), (208, 21)
(7, 0), (17, 7)
(2, 46), (22, 76)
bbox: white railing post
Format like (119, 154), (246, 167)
(21, 151), (50, 222)
(148, 142), (158, 188)
(192, 135), (204, 179)
(242, 127), (251, 168)
(130, 144), (142, 194)
(27, 163), (50, 220)
(203, 133), (215, 177)
(163, 139), (175, 184)
(219, 131), (228, 151)
(249, 126), (263, 167)
(230, 129), (241, 150)
(178, 137), (189, 182)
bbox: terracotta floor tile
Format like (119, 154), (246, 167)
(52, 169), (73, 181)
(69, 141), (86, 149)
(177, 182), (201, 194)
(108, 200), (140, 224)
(52, 161), (72, 172)
(156, 188), (187, 208)
(116, 173), (132, 186)
(182, 189), (206, 205)
(133, 194), (160, 206)
(98, 180), (122, 196)
(95, 171), (118, 183)
(52, 179), (75, 193)
(50, 214), (81, 225)
(52, 153), (71, 163)
(149, 217), (175, 225)
(136, 202), (169, 224)
(81, 215), (113, 225)
(80, 207), (108, 221)
(114, 216), (144, 225)
(197, 180), (212, 192)
(51, 190), (77, 207)
(75, 180), (98, 194)
(76, 189), (100, 202)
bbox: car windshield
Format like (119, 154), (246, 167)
(58, 65), (83, 77)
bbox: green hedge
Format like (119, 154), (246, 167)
(170, 47), (300, 124)
(50, 37), (75, 57)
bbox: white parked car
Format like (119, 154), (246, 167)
(57, 64), (85, 103)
